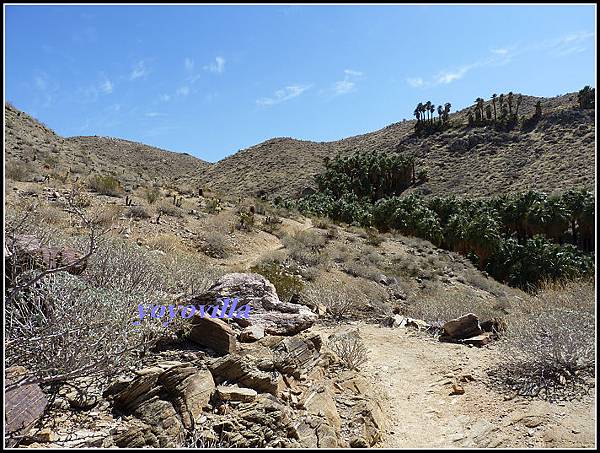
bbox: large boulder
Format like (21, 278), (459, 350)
(188, 273), (318, 336)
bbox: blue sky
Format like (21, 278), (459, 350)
(4, 4), (596, 162)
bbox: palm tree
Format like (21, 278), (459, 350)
(437, 105), (443, 123)
(425, 101), (432, 122)
(443, 102), (451, 123)
(498, 94), (505, 118)
(485, 105), (492, 120)
(414, 103), (423, 123)
(507, 92), (514, 115)
(430, 104), (436, 124)
(515, 94), (523, 117)
(491, 93), (497, 121)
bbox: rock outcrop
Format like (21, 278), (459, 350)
(188, 273), (318, 336)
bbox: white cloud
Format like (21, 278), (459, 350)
(159, 94), (171, 102)
(176, 86), (190, 97)
(333, 79), (356, 95)
(100, 79), (113, 94)
(491, 48), (509, 55)
(204, 56), (226, 74)
(184, 57), (195, 71)
(144, 112), (165, 117)
(130, 60), (149, 80)
(406, 77), (424, 88)
(344, 69), (363, 77)
(331, 69), (364, 96)
(256, 84), (312, 107)
(434, 65), (471, 85)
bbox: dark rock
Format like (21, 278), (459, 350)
(5, 366), (48, 448)
(441, 313), (482, 340)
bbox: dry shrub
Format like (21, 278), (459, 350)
(490, 278), (595, 402)
(5, 272), (171, 389)
(88, 174), (122, 197)
(403, 288), (504, 325)
(37, 205), (65, 225)
(200, 230), (230, 258)
(282, 230), (327, 267)
(302, 279), (365, 320)
(84, 237), (167, 293)
(160, 253), (226, 295)
(328, 332), (369, 371)
(144, 186), (161, 204)
(157, 202), (184, 218)
(92, 204), (123, 228)
(6, 161), (33, 181)
(126, 205), (151, 219)
(146, 234), (185, 254)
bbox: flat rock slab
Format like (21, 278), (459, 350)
(217, 385), (258, 403)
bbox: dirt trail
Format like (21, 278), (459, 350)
(219, 216), (314, 270)
(313, 322), (596, 448)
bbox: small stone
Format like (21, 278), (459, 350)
(217, 385), (258, 403)
(450, 383), (465, 395)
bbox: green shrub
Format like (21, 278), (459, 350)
(88, 174), (122, 197)
(250, 262), (304, 302)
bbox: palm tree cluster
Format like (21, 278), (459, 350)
(577, 85), (595, 109)
(316, 151), (416, 201)
(468, 92), (524, 130)
(413, 101), (452, 136)
(292, 155), (594, 289)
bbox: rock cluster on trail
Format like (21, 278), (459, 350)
(187, 272), (318, 337)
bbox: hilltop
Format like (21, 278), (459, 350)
(198, 92), (594, 199)
(4, 103), (210, 190)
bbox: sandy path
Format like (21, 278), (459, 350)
(313, 322), (596, 448)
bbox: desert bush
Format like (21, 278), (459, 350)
(160, 253), (226, 295)
(200, 231), (230, 258)
(5, 271), (172, 390)
(490, 307), (595, 401)
(88, 174), (122, 197)
(91, 204), (123, 228)
(328, 334), (369, 371)
(144, 186), (161, 204)
(235, 211), (255, 231)
(84, 237), (167, 293)
(281, 230), (327, 267)
(146, 234), (185, 254)
(343, 261), (381, 281)
(302, 280), (364, 320)
(157, 202), (184, 218)
(403, 288), (504, 325)
(365, 227), (385, 246)
(6, 161), (33, 181)
(126, 205), (151, 220)
(260, 214), (283, 234)
(205, 198), (222, 214)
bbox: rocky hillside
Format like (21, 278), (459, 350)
(4, 103), (211, 189)
(198, 92), (595, 199)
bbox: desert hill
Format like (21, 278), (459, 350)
(4, 102), (211, 190)
(198, 92), (594, 199)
